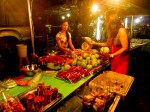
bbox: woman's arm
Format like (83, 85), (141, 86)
(93, 41), (108, 47)
(111, 28), (128, 57)
(68, 36), (75, 51)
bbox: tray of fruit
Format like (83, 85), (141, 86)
(17, 83), (62, 112)
(56, 66), (91, 83)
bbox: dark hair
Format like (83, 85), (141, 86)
(105, 10), (123, 39)
(60, 19), (69, 42)
(60, 19), (68, 25)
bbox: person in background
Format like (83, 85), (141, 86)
(56, 19), (76, 55)
(90, 10), (129, 74)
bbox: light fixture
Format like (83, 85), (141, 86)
(92, 4), (99, 13)
(67, 13), (70, 17)
(62, 16), (65, 20)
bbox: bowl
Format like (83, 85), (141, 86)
(21, 64), (40, 76)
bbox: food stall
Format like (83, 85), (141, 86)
(0, 51), (134, 112)
(0, 47), (112, 111)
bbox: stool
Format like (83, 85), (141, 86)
(19, 56), (30, 68)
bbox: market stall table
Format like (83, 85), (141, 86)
(0, 70), (96, 111)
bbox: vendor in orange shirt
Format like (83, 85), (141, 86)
(56, 20), (76, 55)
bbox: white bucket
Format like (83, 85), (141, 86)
(16, 44), (27, 57)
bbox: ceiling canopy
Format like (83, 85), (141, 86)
(47, 0), (150, 16)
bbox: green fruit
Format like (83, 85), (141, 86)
(81, 61), (87, 68)
(91, 55), (96, 60)
(87, 60), (91, 64)
(78, 56), (83, 61)
(64, 64), (71, 70)
(92, 60), (97, 67)
(86, 64), (93, 69)
(97, 59), (101, 65)
(77, 61), (81, 66)
(82, 53), (88, 59)
(72, 58), (77, 66)
(86, 56), (90, 61)
(82, 59), (87, 64)
(95, 54), (99, 59)
(92, 49), (98, 54)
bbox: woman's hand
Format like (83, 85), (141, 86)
(109, 54), (114, 58)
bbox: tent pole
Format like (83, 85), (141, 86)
(27, 0), (36, 63)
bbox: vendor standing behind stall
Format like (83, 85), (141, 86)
(56, 20), (76, 55)
(90, 10), (129, 74)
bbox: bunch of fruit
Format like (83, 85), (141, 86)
(71, 49), (101, 70)
(56, 66), (90, 83)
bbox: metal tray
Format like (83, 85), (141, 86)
(17, 88), (62, 112)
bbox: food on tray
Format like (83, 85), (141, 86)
(22, 83), (60, 112)
(56, 66), (90, 83)
(82, 90), (115, 112)
(1, 91), (25, 112)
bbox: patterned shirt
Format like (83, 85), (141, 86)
(56, 31), (71, 48)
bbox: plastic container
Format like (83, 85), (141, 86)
(16, 44), (27, 58)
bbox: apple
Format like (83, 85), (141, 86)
(86, 56), (91, 61)
(86, 64), (93, 69)
(78, 56), (83, 61)
(82, 53), (88, 59)
(77, 61), (81, 66)
(64, 64), (71, 70)
(82, 59), (87, 64)
(92, 60), (97, 67)
(91, 55), (96, 60)
(81, 61), (87, 68)
(92, 49), (98, 54)
(72, 58), (77, 66)
(97, 59), (101, 65)
(87, 60), (91, 64)
(95, 54), (99, 59)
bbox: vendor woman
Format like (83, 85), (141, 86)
(56, 20), (76, 55)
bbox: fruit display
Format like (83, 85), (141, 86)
(82, 90), (115, 112)
(71, 49), (101, 70)
(56, 66), (90, 83)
